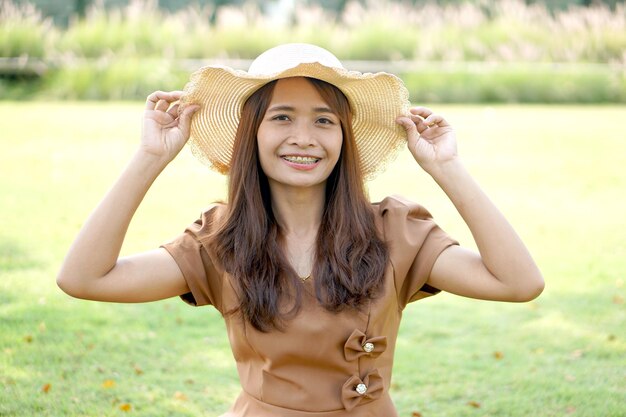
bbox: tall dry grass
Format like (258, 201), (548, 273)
(1, 0), (625, 63)
(0, 0), (54, 58)
(1, 0), (625, 101)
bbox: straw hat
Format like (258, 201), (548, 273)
(180, 43), (410, 180)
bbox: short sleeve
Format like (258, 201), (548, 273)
(160, 204), (224, 311)
(376, 196), (458, 309)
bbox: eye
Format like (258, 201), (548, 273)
(317, 117), (335, 125)
(272, 114), (291, 121)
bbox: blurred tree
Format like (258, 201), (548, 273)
(159, 0), (244, 23)
(308, 0), (349, 14)
(75, 0), (89, 17)
(9, 0), (624, 25)
(406, 0), (621, 10)
(525, 0), (622, 9)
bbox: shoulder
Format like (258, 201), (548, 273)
(186, 202), (228, 240)
(199, 202), (227, 221)
(372, 195), (434, 216)
(371, 196), (457, 306)
(371, 195), (449, 253)
(371, 195), (435, 234)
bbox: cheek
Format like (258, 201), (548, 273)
(257, 123), (283, 151)
(330, 132), (344, 161)
(256, 126), (273, 158)
(255, 129), (270, 173)
(256, 139), (272, 174)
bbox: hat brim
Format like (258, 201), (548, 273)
(181, 62), (410, 180)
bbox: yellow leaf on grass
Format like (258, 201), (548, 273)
(493, 351), (504, 359)
(174, 391), (188, 401)
(570, 349), (584, 359)
(119, 403), (132, 411)
(133, 364), (144, 375)
(411, 412), (423, 417)
(467, 400), (481, 408)
(102, 379), (116, 389)
(41, 383), (51, 393)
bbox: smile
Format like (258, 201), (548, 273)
(281, 155), (321, 164)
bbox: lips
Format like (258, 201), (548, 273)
(281, 155), (321, 164)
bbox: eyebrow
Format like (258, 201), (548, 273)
(267, 105), (336, 114)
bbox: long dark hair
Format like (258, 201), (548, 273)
(211, 77), (389, 332)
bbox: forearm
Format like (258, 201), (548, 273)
(429, 159), (543, 292)
(57, 151), (168, 288)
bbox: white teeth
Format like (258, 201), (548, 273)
(283, 156), (319, 164)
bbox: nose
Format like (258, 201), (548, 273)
(289, 123), (316, 147)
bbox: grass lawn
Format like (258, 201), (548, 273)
(0, 102), (624, 416)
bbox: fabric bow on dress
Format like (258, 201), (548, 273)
(341, 369), (384, 411)
(343, 329), (388, 361)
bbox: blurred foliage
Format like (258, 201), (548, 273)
(0, 1), (53, 58)
(403, 63), (626, 103)
(41, 58), (189, 100)
(3, 0), (624, 62)
(1, 0), (625, 102)
(9, 0), (625, 25)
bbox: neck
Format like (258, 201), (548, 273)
(269, 182), (325, 280)
(270, 182), (325, 238)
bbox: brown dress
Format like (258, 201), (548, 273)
(162, 195), (457, 416)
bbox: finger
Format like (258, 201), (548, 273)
(424, 114), (450, 128)
(409, 114), (430, 134)
(395, 116), (419, 137)
(167, 103), (180, 118)
(178, 104), (201, 138)
(145, 91), (166, 110)
(145, 91), (184, 110)
(155, 99), (171, 112)
(409, 107), (433, 118)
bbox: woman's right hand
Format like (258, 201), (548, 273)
(141, 91), (200, 163)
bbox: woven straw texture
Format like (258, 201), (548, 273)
(180, 62), (410, 180)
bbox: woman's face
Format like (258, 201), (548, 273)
(257, 77), (343, 192)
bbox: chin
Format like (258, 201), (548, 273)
(269, 174), (328, 191)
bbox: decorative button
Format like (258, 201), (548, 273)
(341, 370), (383, 411)
(355, 383), (367, 395)
(344, 329), (388, 361)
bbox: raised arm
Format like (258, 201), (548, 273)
(396, 107), (544, 302)
(56, 91), (200, 303)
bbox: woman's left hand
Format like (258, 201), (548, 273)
(396, 107), (458, 173)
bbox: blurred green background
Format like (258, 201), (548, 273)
(1, 1), (625, 416)
(1, 0), (626, 102)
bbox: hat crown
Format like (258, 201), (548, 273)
(248, 43), (344, 76)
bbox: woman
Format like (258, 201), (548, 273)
(57, 43), (544, 416)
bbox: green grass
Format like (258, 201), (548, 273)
(1, 103), (625, 416)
